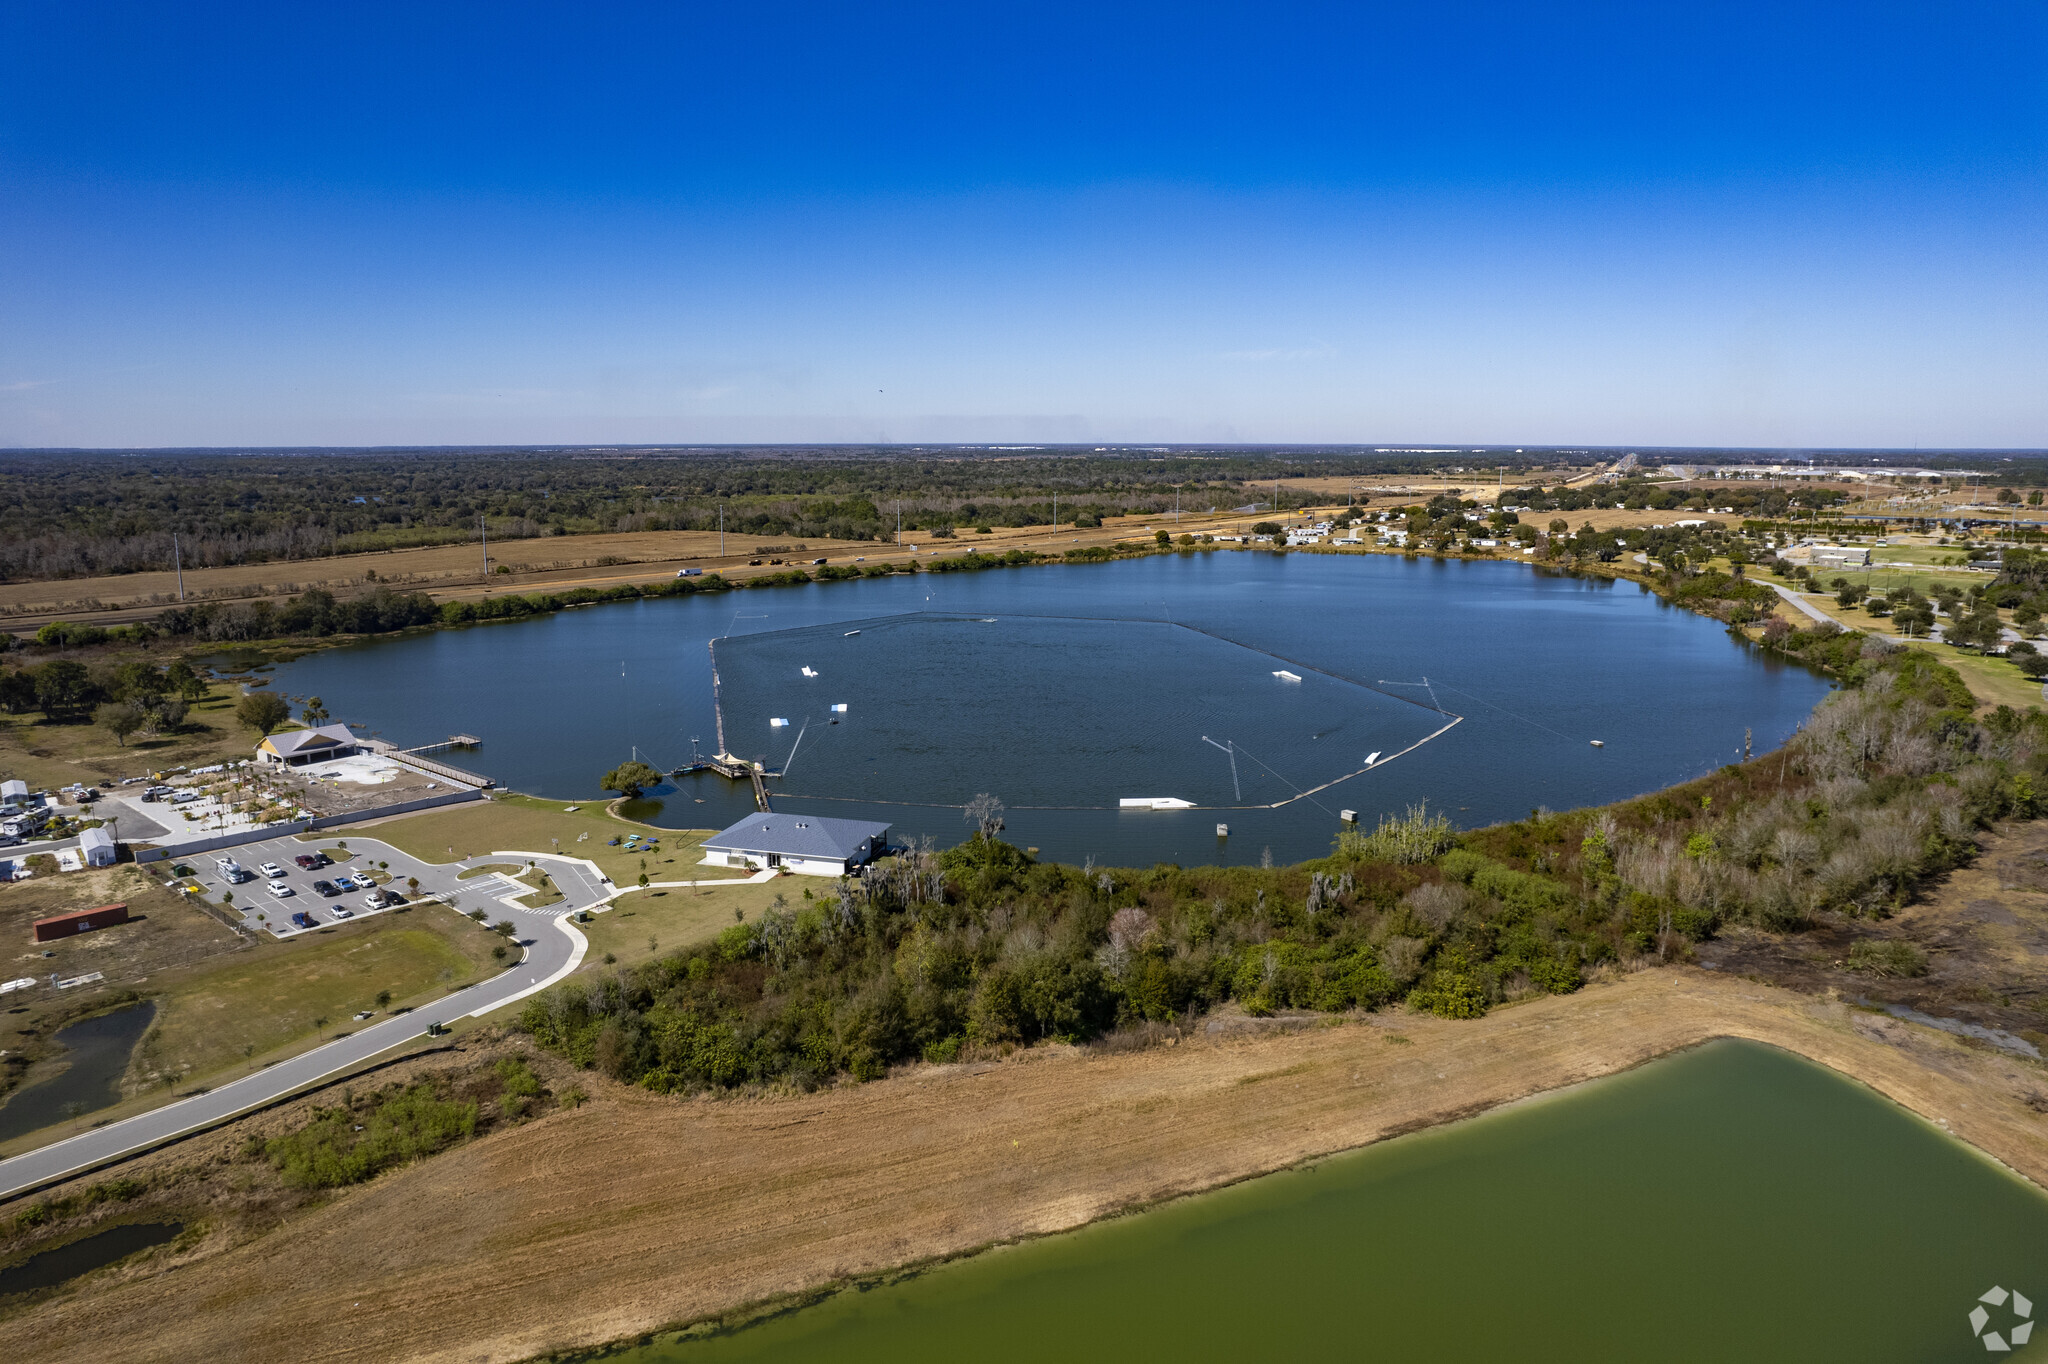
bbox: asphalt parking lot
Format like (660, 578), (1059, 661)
(170, 833), (610, 937)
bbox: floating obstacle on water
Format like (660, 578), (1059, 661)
(830, 702), (848, 713)
(1272, 669), (1302, 683)
(1119, 797), (1196, 810)
(770, 717), (791, 728)
(1364, 750), (1381, 766)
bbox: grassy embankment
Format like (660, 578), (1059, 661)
(5, 969), (2046, 1364)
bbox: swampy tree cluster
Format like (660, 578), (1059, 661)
(520, 636), (2043, 1092)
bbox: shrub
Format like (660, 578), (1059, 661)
(1844, 939), (1929, 978)
(263, 1084), (478, 1189)
(1340, 803), (1454, 864)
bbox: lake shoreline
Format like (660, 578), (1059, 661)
(8, 966), (2045, 1364)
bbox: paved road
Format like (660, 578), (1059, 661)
(0, 836), (611, 1200)
(1765, 581), (1837, 626)
(1764, 581), (2028, 650)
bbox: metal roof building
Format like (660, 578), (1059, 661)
(79, 825), (117, 867)
(700, 812), (891, 877)
(256, 723), (362, 766)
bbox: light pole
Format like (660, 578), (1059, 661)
(719, 503), (725, 557)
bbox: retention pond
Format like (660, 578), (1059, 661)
(0, 1002), (155, 1144)
(604, 1040), (2048, 1363)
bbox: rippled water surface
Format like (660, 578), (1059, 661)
(268, 554), (1831, 864)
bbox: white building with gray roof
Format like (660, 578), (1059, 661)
(700, 812), (891, 877)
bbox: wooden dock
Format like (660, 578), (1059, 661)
(394, 736), (493, 788)
(670, 752), (773, 812)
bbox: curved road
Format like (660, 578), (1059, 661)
(0, 848), (606, 1200)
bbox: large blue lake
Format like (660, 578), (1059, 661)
(266, 553), (1831, 865)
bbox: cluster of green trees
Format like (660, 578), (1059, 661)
(520, 637), (2025, 1093)
(0, 656), (207, 728)
(1502, 478), (1848, 518)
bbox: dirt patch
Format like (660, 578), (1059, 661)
(2, 968), (2044, 1364)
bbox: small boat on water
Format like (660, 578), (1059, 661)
(1272, 669), (1302, 683)
(844, 630), (860, 636)
(1590, 739), (1605, 748)
(801, 666), (818, 677)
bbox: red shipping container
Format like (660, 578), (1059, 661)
(31, 902), (129, 943)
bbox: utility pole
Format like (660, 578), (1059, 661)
(719, 503), (725, 557)
(172, 532), (185, 601)
(479, 515), (488, 588)
(896, 502), (902, 547)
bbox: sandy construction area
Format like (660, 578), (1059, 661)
(4, 966), (2045, 1364)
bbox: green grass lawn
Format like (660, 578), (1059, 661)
(579, 877), (798, 971)
(136, 916), (502, 1086)
(317, 792), (737, 884)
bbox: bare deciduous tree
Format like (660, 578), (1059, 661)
(965, 792), (1005, 841)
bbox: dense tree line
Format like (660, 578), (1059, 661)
(518, 639), (2031, 1093)
(0, 446), (1551, 583)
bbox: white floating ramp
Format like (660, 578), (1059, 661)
(1272, 670), (1302, 682)
(830, 702), (848, 713)
(769, 717), (791, 728)
(1120, 797), (1196, 810)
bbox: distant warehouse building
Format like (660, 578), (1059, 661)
(1783, 543), (1871, 569)
(33, 902), (129, 942)
(701, 812), (890, 877)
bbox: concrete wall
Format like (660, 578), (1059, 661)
(135, 788), (486, 864)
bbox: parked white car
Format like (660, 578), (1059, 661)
(266, 880), (295, 898)
(259, 862), (286, 878)
(363, 891), (389, 910)
(330, 905), (355, 919)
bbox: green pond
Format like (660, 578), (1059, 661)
(602, 1041), (2048, 1363)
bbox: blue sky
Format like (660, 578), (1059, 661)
(3, 2), (2044, 448)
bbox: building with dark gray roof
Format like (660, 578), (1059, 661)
(700, 812), (890, 876)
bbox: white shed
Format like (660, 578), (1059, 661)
(79, 825), (117, 867)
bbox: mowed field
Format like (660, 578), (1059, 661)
(135, 924), (483, 1085)
(347, 793), (728, 886)
(4, 966), (2045, 1364)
